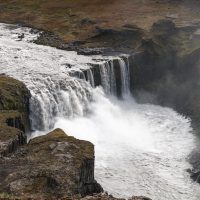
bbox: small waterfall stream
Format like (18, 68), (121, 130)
(118, 57), (130, 98)
(0, 23), (200, 200)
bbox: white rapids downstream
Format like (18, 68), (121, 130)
(0, 23), (200, 200)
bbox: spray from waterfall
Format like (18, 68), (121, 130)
(27, 56), (131, 131)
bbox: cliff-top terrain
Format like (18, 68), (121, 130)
(1, 0), (200, 49)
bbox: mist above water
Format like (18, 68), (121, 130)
(52, 88), (200, 200)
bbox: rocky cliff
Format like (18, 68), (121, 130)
(0, 128), (102, 199)
(128, 19), (200, 126)
(0, 76), (30, 156)
(0, 76), (102, 199)
(0, 75), (151, 199)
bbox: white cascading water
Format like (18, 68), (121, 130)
(0, 23), (123, 130)
(86, 69), (95, 88)
(118, 57), (130, 98)
(99, 61), (117, 95)
(0, 23), (200, 200)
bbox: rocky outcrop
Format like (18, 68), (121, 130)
(0, 122), (26, 156)
(81, 193), (151, 200)
(0, 76), (30, 112)
(0, 128), (102, 199)
(0, 75), (30, 132)
(0, 76), (30, 156)
(0, 127), (152, 199)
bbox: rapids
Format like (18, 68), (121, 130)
(54, 90), (200, 199)
(0, 23), (199, 200)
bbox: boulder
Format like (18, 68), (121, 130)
(0, 128), (103, 199)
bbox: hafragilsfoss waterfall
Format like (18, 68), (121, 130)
(1, 23), (200, 200)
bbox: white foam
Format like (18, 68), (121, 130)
(54, 90), (200, 200)
(0, 23), (125, 130)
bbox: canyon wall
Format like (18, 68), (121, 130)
(0, 76), (30, 156)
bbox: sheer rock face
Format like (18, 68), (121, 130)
(0, 76), (30, 156)
(0, 75), (30, 133)
(0, 124), (26, 156)
(0, 75), (30, 113)
(0, 128), (103, 199)
(129, 19), (200, 126)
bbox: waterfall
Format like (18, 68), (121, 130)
(99, 61), (117, 95)
(118, 57), (130, 98)
(98, 58), (130, 97)
(109, 61), (117, 96)
(87, 69), (95, 88)
(1, 23), (199, 200)
(27, 54), (132, 131)
(0, 23), (131, 131)
(29, 76), (92, 131)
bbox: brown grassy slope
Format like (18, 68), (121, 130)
(0, 0), (200, 43)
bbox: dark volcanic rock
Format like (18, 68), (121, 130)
(0, 123), (26, 157)
(129, 197), (151, 200)
(84, 27), (142, 53)
(77, 48), (104, 55)
(151, 19), (176, 35)
(81, 193), (152, 200)
(0, 128), (102, 199)
(0, 75), (30, 113)
(0, 75), (30, 131)
(34, 30), (70, 50)
(0, 76), (30, 156)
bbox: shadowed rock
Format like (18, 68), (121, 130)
(0, 76), (30, 156)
